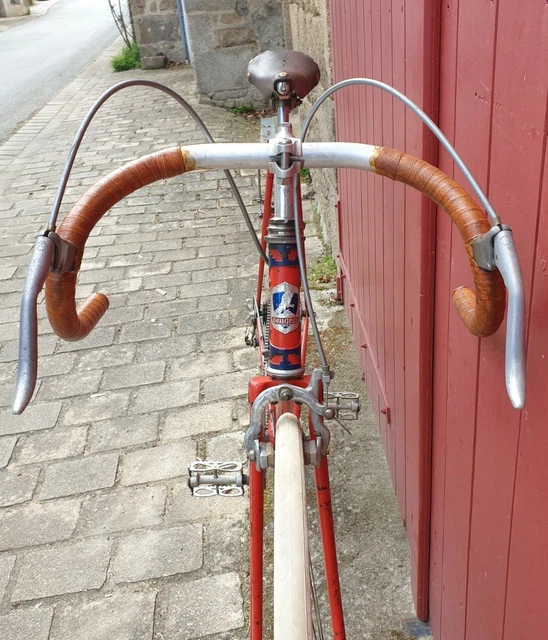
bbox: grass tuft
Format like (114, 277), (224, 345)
(230, 103), (256, 114)
(308, 253), (337, 289)
(111, 41), (141, 72)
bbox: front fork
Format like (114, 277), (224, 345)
(247, 373), (347, 640)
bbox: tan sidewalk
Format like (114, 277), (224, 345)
(0, 38), (422, 640)
(0, 39), (260, 639)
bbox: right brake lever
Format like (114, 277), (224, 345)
(472, 225), (527, 409)
(12, 234), (56, 415)
(493, 229), (526, 410)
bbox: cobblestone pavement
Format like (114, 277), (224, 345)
(0, 40), (260, 640)
(0, 38), (423, 640)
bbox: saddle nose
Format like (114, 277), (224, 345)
(247, 50), (321, 102)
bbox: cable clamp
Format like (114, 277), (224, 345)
(471, 224), (512, 271)
(48, 232), (79, 274)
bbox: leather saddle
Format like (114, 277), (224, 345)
(247, 50), (320, 102)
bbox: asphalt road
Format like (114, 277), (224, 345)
(0, 0), (118, 142)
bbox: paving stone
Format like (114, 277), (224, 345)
(95, 277), (144, 296)
(124, 262), (172, 278)
(0, 243), (32, 258)
(176, 310), (231, 336)
(12, 537), (112, 602)
(171, 256), (216, 273)
(0, 266), (16, 280)
(192, 267), (239, 285)
(0, 435), (17, 467)
(93, 303), (145, 326)
(56, 326), (115, 353)
(163, 400), (238, 440)
(38, 369), (103, 401)
(233, 345), (260, 370)
(76, 343), (137, 371)
(37, 352), (76, 378)
(135, 335), (196, 363)
(0, 608), (54, 640)
(0, 554), (15, 599)
(39, 453), (119, 500)
(0, 361), (16, 384)
(113, 524), (202, 583)
(178, 279), (228, 300)
(202, 369), (254, 402)
(62, 390), (130, 426)
(0, 402), (62, 436)
(16, 427), (87, 464)
(161, 572), (244, 639)
(121, 440), (196, 486)
(199, 326), (249, 353)
(141, 272), (191, 290)
(0, 381), (18, 408)
(205, 517), (247, 569)
(87, 414), (159, 453)
(167, 482), (246, 524)
(0, 499), (80, 551)
(109, 253), (153, 268)
(198, 242), (240, 258)
(102, 361), (165, 391)
(78, 266), (126, 285)
(127, 287), (177, 306)
(79, 485), (166, 536)
(119, 319), (172, 343)
(206, 432), (247, 462)
(0, 466), (40, 507)
(143, 298), (198, 319)
(130, 379), (200, 414)
(50, 590), (156, 640)
(97, 242), (141, 257)
(0, 321), (20, 341)
(167, 351), (231, 382)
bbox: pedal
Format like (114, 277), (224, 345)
(326, 391), (360, 420)
(187, 461), (247, 497)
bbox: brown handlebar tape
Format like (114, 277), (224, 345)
(46, 147), (193, 341)
(371, 147), (505, 337)
(45, 144), (504, 341)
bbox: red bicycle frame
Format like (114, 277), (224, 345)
(248, 170), (346, 639)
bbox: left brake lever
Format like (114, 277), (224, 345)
(12, 234), (55, 415)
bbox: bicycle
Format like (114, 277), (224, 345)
(13, 49), (526, 639)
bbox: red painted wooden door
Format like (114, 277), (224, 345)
(430, 2), (548, 639)
(330, 1), (548, 635)
(329, 0), (441, 618)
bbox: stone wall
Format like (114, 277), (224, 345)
(287, 0), (339, 255)
(184, 0), (286, 108)
(130, 0), (186, 69)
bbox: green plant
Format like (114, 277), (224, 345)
(299, 168), (311, 182)
(111, 41), (141, 72)
(308, 253), (337, 289)
(230, 103), (257, 115)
